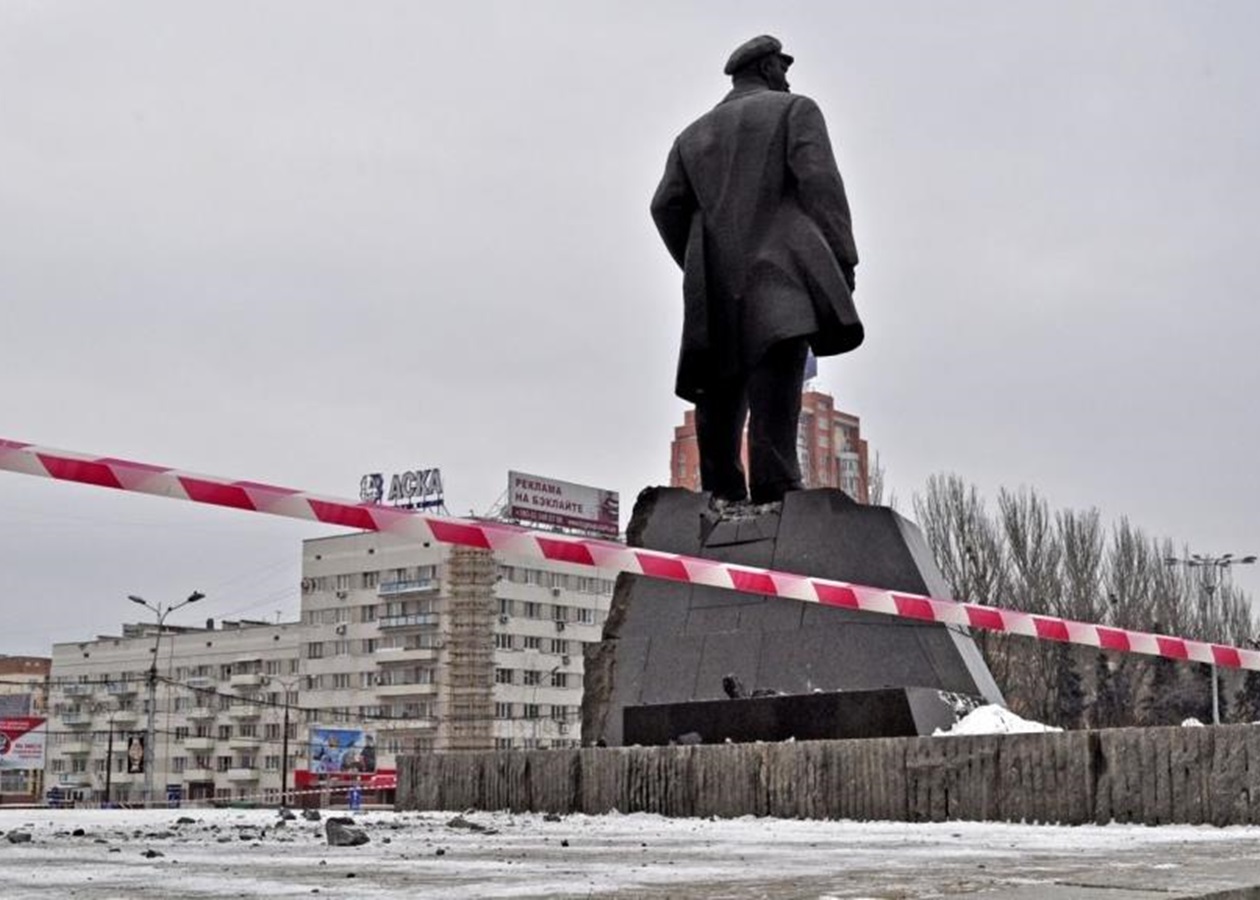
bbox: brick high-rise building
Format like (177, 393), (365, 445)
(670, 389), (869, 502)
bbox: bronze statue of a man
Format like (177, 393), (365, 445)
(651, 35), (862, 504)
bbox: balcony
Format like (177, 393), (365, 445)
(377, 613), (439, 630)
(378, 578), (438, 596)
(62, 684), (94, 697)
(228, 735), (263, 751)
(186, 676), (215, 689)
(62, 711), (93, 728)
(226, 767), (260, 781)
(106, 682), (137, 698)
(374, 646), (439, 664)
(62, 741), (93, 756)
(110, 709), (140, 727)
(183, 736), (216, 752)
(227, 705), (261, 720)
(229, 673), (265, 690)
(186, 706), (216, 721)
(373, 680), (438, 697)
(183, 768), (215, 782)
(58, 773), (93, 787)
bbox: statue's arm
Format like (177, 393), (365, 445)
(650, 141), (696, 269)
(787, 97), (858, 289)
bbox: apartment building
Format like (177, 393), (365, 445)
(299, 530), (616, 762)
(47, 621), (301, 805)
(44, 527), (616, 805)
(670, 388), (870, 502)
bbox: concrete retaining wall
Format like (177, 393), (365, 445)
(396, 724), (1260, 826)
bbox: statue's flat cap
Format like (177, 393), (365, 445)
(724, 35), (793, 76)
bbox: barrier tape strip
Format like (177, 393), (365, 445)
(2, 438), (1256, 672)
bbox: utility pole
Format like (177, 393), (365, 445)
(281, 702), (291, 808)
(1164, 553), (1256, 724)
(104, 717), (113, 806)
(128, 591), (204, 807)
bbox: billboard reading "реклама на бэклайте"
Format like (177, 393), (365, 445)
(507, 471), (619, 538)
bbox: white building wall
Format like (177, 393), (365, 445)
(48, 622), (301, 805)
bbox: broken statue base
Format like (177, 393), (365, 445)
(582, 487), (1003, 746)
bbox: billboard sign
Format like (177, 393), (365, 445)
(0, 693), (32, 717)
(508, 471), (620, 537)
(309, 726), (377, 774)
(0, 717), (46, 770)
(126, 734), (145, 773)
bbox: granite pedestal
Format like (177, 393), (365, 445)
(582, 487), (1003, 746)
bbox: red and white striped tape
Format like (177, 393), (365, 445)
(2, 438), (1256, 672)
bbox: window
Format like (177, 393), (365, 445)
(523, 601), (542, 619)
(361, 604), (377, 623)
(238, 723), (257, 737)
(332, 673), (351, 689)
(218, 725), (231, 740)
(175, 726), (189, 740)
(524, 704), (540, 719)
(550, 639), (569, 655)
(495, 668), (514, 685)
(494, 702), (513, 720)
(552, 604), (567, 621)
(576, 608), (596, 625)
(333, 640), (351, 656)
(363, 638), (379, 654)
(495, 633), (514, 650)
(550, 671), (568, 688)
(265, 660), (281, 675)
(335, 574), (353, 591)
(498, 597), (513, 616)
(495, 737), (514, 750)
(265, 723), (280, 741)
(306, 642), (324, 660)
(264, 755), (281, 771)
(219, 664), (233, 680)
(523, 636), (541, 651)
(363, 571), (379, 589)
(522, 670), (541, 686)
(217, 756), (232, 772)
(172, 756), (187, 773)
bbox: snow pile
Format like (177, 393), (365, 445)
(1182, 717), (1205, 727)
(934, 704), (1062, 736)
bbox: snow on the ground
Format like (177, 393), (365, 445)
(934, 704), (1063, 736)
(4, 806), (1260, 899)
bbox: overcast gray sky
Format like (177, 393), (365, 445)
(3, 1), (1259, 657)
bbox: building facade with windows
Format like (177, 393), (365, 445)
(44, 527), (617, 805)
(46, 621), (302, 805)
(299, 531), (615, 759)
(670, 388), (870, 502)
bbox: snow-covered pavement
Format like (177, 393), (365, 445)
(4, 806), (1260, 898)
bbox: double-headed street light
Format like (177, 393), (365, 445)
(128, 590), (205, 807)
(1164, 554), (1256, 725)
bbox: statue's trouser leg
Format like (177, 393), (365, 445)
(747, 337), (808, 504)
(695, 377), (750, 502)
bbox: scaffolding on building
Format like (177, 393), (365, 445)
(439, 545), (496, 751)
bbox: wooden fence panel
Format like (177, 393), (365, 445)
(394, 725), (1260, 826)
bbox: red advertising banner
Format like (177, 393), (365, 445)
(0, 717), (47, 770)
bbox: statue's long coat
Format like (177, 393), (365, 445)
(651, 84), (862, 402)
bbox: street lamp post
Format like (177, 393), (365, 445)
(1163, 554), (1256, 725)
(128, 590), (205, 808)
